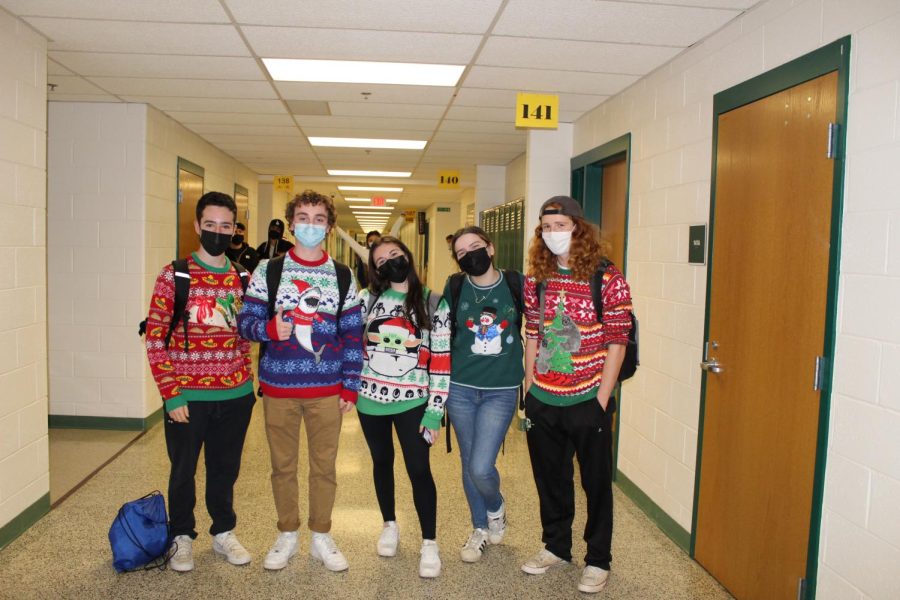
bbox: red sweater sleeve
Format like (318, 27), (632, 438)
(600, 265), (633, 346)
(144, 265), (180, 402)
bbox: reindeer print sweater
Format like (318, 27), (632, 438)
(237, 249), (363, 403)
(145, 253), (254, 411)
(358, 288), (451, 431)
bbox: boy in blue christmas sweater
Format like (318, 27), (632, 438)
(237, 190), (363, 573)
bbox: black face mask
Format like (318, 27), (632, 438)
(200, 230), (230, 257)
(378, 255), (411, 283)
(457, 247), (492, 276)
(231, 234), (244, 245)
(268, 229), (282, 240)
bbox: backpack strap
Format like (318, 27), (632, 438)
(502, 269), (524, 334)
(167, 258), (191, 352)
(232, 260), (250, 293)
(426, 290), (441, 320)
(333, 260), (352, 319)
(265, 255), (286, 319)
(589, 259), (612, 325)
(447, 273), (465, 341)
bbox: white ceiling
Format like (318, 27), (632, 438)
(1, 0), (760, 228)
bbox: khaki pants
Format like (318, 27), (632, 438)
(263, 394), (342, 533)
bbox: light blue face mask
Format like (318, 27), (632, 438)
(293, 223), (327, 248)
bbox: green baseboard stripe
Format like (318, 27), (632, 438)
(0, 493), (50, 551)
(49, 407), (163, 432)
(615, 469), (691, 553)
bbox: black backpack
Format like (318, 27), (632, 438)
(446, 270), (524, 341)
(138, 258), (250, 352)
(537, 260), (639, 382)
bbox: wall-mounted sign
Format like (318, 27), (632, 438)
(438, 170), (460, 188)
(371, 196), (385, 206)
(437, 207), (451, 213)
(273, 175), (294, 192)
(403, 209), (416, 222)
(515, 93), (559, 129)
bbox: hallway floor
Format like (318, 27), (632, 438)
(2, 407), (731, 599)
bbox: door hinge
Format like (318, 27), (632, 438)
(797, 577), (808, 600)
(813, 356), (826, 391)
(827, 122), (840, 159)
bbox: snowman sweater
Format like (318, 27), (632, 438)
(524, 265), (633, 406)
(237, 249), (363, 403)
(358, 288), (451, 431)
(145, 253), (254, 411)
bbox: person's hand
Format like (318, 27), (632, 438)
(596, 390), (610, 412)
(273, 307), (293, 341)
(339, 399), (354, 414)
(168, 405), (189, 423)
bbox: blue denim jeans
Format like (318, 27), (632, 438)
(447, 382), (518, 529)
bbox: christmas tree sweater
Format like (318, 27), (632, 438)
(237, 249), (363, 403)
(358, 287), (451, 431)
(524, 264), (633, 406)
(145, 253), (254, 411)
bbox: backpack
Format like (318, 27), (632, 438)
(446, 270), (524, 341)
(108, 491), (171, 573)
(138, 258), (250, 352)
(537, 260), (639, 382)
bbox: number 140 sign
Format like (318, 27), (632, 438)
(515, 93), (559, 129)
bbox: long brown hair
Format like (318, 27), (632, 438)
(367, 236), (431, 330)
(526, 206), (608, 283)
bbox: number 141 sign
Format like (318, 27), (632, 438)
(515, 93), (559, 129)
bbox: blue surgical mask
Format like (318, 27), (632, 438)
(293, 223), (327, 248)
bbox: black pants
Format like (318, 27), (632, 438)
(358, 404), (437, 540)
(164, 393), (255, 538)
(525, 392), (615, 569)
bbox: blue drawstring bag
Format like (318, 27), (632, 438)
(108, 491), (172, 572)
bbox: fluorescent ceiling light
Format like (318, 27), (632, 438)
(309, 137), (426, 150)
(339, 186), (404, 192)
(263, 58), (464, 87)
(329, 170), (412, 178)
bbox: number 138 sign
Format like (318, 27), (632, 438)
(515, 93), (559, 129)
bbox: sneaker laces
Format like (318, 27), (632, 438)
(271, 533), (296, 554)
(316, 534), (340, 556)
(463, 529), (488, 551)
(216, 532), (242, 553)
(173, 535), (192, 559)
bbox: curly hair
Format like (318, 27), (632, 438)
(285, 189), (336, 227)
(527, 211), (609, 283)
(367, 236), (431, 331)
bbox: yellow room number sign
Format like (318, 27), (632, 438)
(515, 93), (559, 129)
(438, 170), (460, 188)
(273, 175), (294, 192)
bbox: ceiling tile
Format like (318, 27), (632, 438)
(453, 87), (607, 112)
(48, 93), (121, 102)
(49, 52), (265, 80)
(494, 0), (740, 46)
(200, 133), (308, 146)
(477, 36), (682, 74)
(443, 105), (516, 122)
(294, 115), (438, 132)
(328, 102), (447, 119)
(300, 127), (436, 139)
(45, 74), (113, 96)
(463, 66), (638, 96)
(47, 60), (73, 75)
(165, 112), (296, 126)
(438, 120), (524, 134)
(275, 82), (455, 105)
(225, 0), (502, 33)
(244, 26), (480, 64)
(86, 78), (277, 99)
(431, 130), (525, 144)
(0, 0), (229, 22)
(23, 18), (250, 56)
(185, 124), (300, 137)
(121, 97), (287, 113)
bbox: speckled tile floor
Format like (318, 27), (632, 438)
(1, 407), (732, 600)
(49, 429), (140, 504)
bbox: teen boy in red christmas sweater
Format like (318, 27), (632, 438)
(144, 191), (255, 573)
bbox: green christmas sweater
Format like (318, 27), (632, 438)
(358, 287), (451, 431)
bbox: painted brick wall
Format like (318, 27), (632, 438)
(0, 8), (49, 529)
(572, 0), (900, 596)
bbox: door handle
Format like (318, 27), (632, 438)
(700, 358), (723, 374)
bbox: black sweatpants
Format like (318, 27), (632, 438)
(164, 393), (255, 539)
(357, 403), (437, 540)
(525, 392), (615, 570)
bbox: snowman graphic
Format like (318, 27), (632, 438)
(466, 306), (508, 355)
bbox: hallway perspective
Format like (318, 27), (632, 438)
(2, 408), (730, 599)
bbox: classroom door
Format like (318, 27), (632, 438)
(694, 71), (838, 599)
(177, 167), (203, 259)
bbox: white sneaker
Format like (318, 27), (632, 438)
(486, 501), (507, 545)
(168, 535), (194, 572)
(263, 531), (298, 571)
(460, 528), (489, 563)
(212, 530), (251, 566)
(377, 521), (399, 557)
(310, 532), (349, 572)
(521, 547), (568, 575)
(419, 540), (441, 578)
(578, 565), (610, 593)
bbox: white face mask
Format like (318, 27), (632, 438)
(542, 231), (572, 256)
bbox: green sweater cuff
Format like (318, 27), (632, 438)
(164, 396), (186, 411)
(420, 410), (442, 431)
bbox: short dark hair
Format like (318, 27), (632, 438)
(366, 230), (381, 240)
(451, 225), (493, 261)
(445, 234), (454, 241)
(196, 191), (237, 223)
(285, 189), (335, 227)
(235, 222), (246, 231)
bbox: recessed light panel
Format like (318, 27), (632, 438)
(263, 58), (464, 87)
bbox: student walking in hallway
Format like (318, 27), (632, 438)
(143, 191), (256, 572)
(237, 190), (363, 573)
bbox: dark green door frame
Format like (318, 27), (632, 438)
(691, 37), (850, 600)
